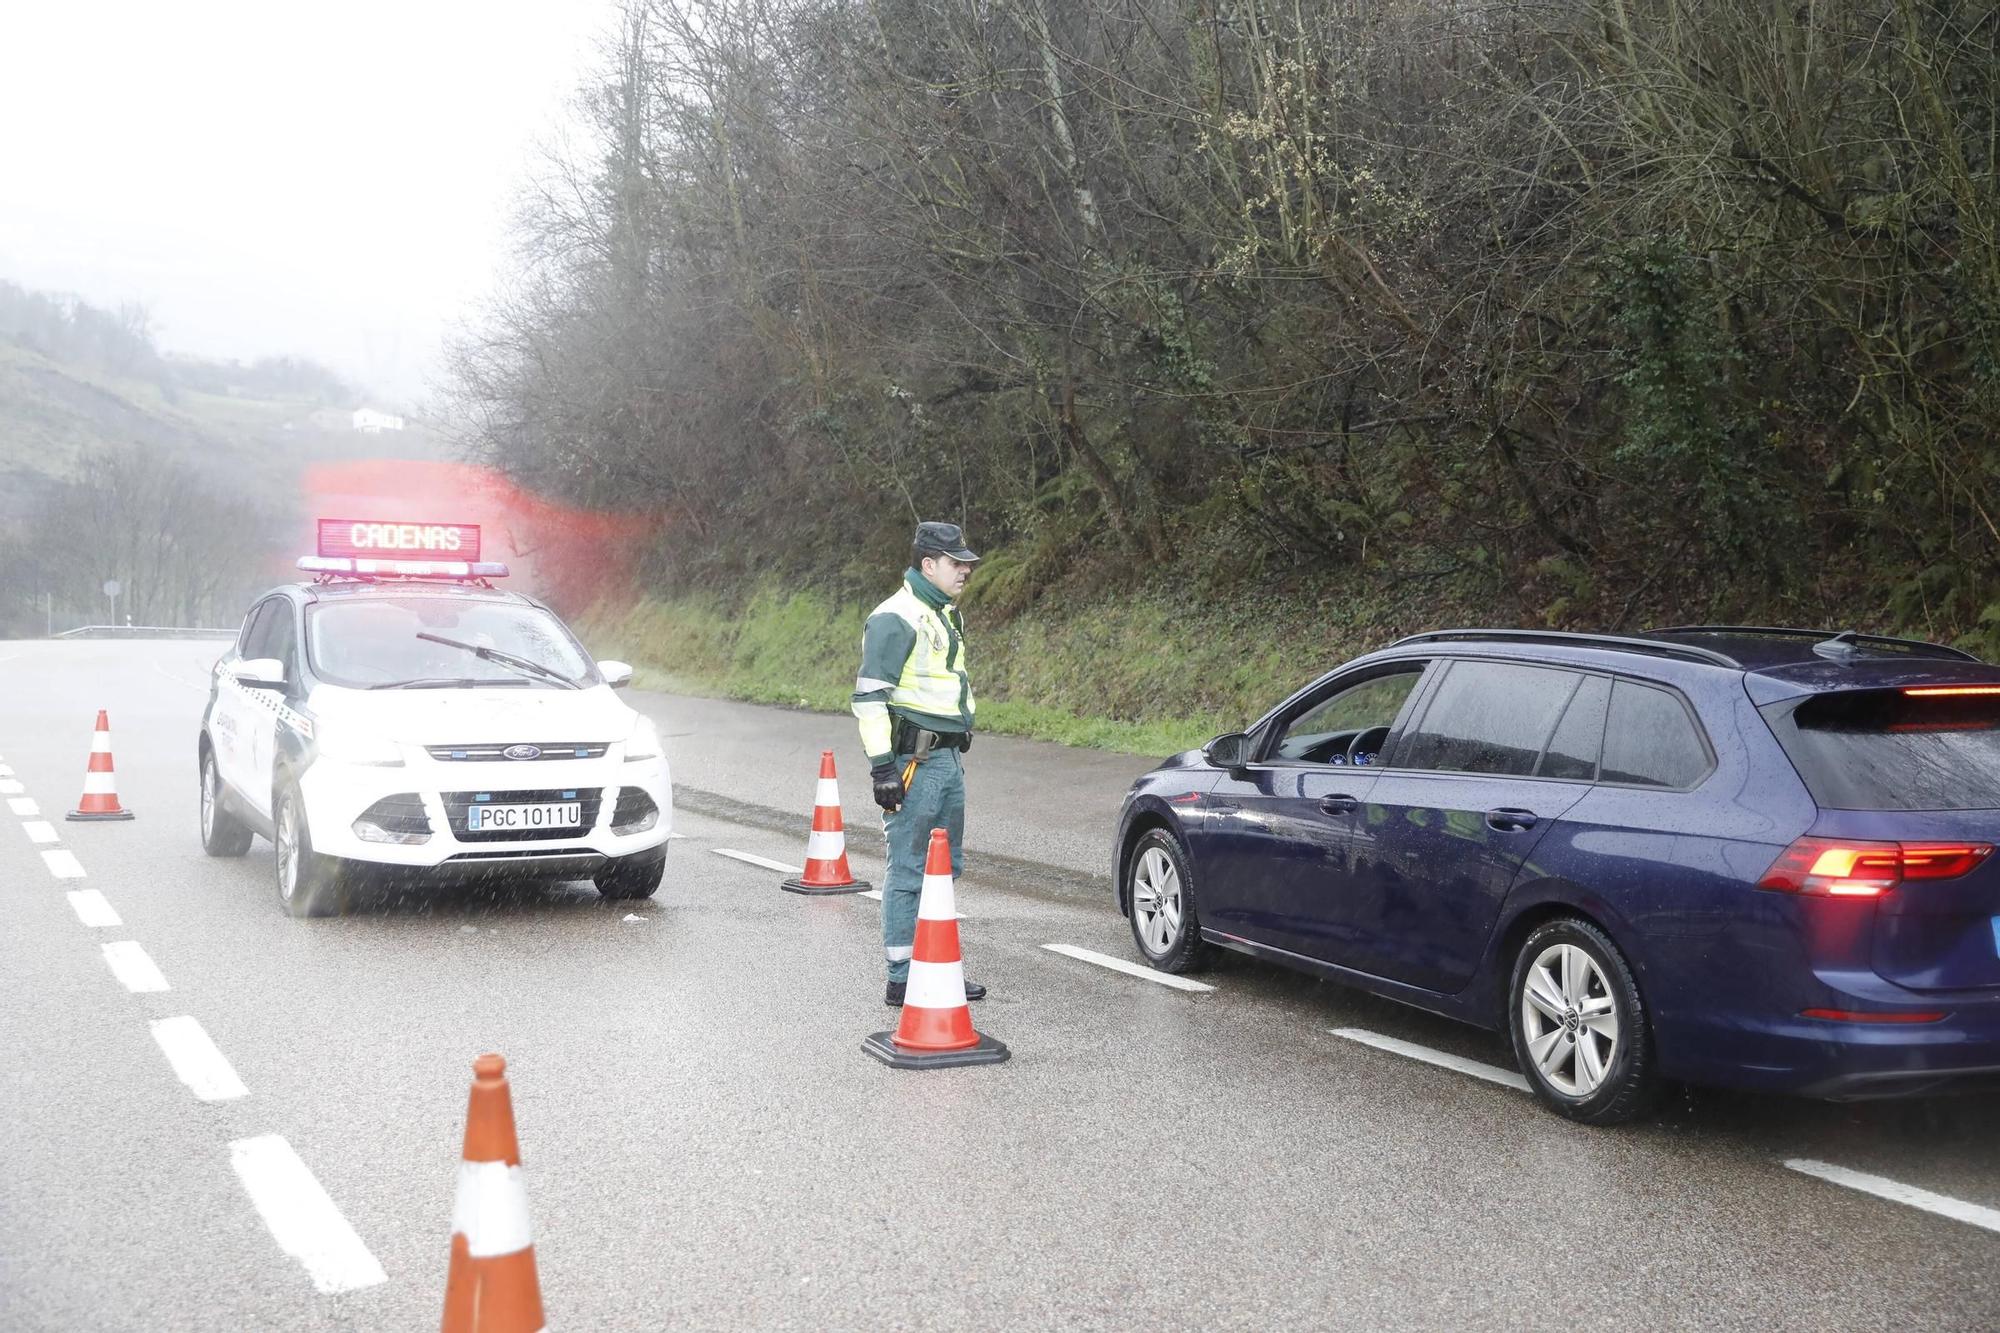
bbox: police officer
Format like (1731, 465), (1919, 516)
(852, 521), (986, 1007)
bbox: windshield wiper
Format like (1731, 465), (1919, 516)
(414, 632), (582, 689)
(368, 676), (535, 690)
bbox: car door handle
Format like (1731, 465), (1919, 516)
(1486, 807), (1538, 832)
(1319, 794), (1359, 815)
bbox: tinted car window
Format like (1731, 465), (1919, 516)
(242, 599), (287, 663)
(1600, 681), (1709, 788)
(1272, 669), (1422, 764)
(1538, 675), (1608, 780)
(1397, 661), (1580, 777)
(1766, 689), (2000, 811)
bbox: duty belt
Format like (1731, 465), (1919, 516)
(893, 720), (967, 755)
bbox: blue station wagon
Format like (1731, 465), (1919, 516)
(1113, 627), (2000, 1123)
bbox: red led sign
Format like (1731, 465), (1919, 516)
(317, 519), (481, 562)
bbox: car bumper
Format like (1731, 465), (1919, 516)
(1660, 983), (2000, 1099)
(297, 752), (672, 870)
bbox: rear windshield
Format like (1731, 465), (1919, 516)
(1764, 689), (2000, 810)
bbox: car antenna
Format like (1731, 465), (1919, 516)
(1811, 630), (1862, 662)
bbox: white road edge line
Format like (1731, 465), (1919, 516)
(101, 941), (170, 993)
(1330, 1027), (1530, 1092)
(229, 1134), (388, 1293)
(42, 849), (86, 879)
(712, 847), (804, 875)
(8, 795), (37, 816)
(151, 1016), (249, 1101)
(1042, 943), (1216, 992)
(1784, 1158), (2000, 1235)
(67, 889), (122, 928)
(149, 660), (208, 694)
(857, 887), (966, 919)
(24, 820), (58, 845)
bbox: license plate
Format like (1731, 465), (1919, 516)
(466, 802), (582, 832)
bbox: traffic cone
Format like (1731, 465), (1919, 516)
(780, 750), (870, 895)
(863, 829), (1009, 1070)
(67, 710), (134, 821)
(441, 1054), (546, 1333)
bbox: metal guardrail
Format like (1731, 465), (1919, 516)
(53, 625), (238, 641)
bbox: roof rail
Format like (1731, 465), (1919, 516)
(1390, 629), (1741, 669)
(1653, 625), (1981, 664)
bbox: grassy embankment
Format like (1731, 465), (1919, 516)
(579, 575), (1444, 757)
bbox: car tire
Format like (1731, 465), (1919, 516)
(594, 851), (665, 901)
(1507, 917), (1659, 1126)
(199, 745), (253, 857)
(274, 782), (343, 918)
(1125, 827), (1213, 973)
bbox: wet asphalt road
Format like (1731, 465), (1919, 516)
(1, 639), (1996, 1330)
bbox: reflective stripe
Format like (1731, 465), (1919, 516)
(904, 958), (966, 1009)
(451, 1161), (535, 1258)
(884, 945), (914, 962)
(854, 676), (897, 694)
(805, 831), (845, 861)
(82, 771), (118, 794)
(815, 778), (841, 807)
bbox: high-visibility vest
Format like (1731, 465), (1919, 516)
(853, 580), (975, 762)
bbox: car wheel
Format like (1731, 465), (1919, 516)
(274, 783), (343, 918)
(594, 851), (665, 901)
(1126, 827), (1213, 973)
(1508, 917), (1658, 1125)
(199, 746), (253, 857)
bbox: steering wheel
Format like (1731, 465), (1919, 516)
(1345, 725), (1391, 767)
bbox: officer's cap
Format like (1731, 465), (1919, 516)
(914, 521), (980, 563)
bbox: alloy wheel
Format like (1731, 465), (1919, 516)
(1132, 846), (1183, 954)
(1520, 942), (1621, 1097)
(276, 798), (299, 902)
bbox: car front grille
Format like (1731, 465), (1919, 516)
(443, 788), (603, 842)
(426, 743), (611, 762)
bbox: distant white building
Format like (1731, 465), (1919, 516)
(351, 407), (406, 433)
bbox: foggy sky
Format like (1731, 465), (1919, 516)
(0, 1), (618, 403)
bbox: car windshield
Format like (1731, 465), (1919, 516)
(306, 596), (594, 689)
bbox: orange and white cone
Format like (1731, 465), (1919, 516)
(442, 1054), (546, 1333)
(863, 828), (1009, 1069)
(67, 709), (134, 821)
(780, 750), (869, 895)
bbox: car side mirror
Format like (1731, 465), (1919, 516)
(598, 660), (634, 689)
(230, 658), (286, 690)
(1203, 731), (1253, 770)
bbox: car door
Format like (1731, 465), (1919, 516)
(1196, 663), (1432, 962)
(1347, 661), (1603, 992)
(241, 599), (302, 819)
(211, 599), (276, 801)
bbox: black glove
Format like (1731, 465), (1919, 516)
(959, 731), (972, 754)
(870, 762), (905, 811)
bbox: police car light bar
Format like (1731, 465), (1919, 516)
(318, 518), (481, 562)
(297, 557), (511, 579)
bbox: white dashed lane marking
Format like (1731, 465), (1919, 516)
(1330, 1028), (1530, 1092)
(229, 1135), (388, 1294)
(23, 820), (57, 844)
(66, 889), (122, 928)
(0, 763), (13, 776)
(712, 848), (803, 875)
(1042, 943), (1216, 992)
(151, 1016), (249, 1102)
(1785, 1158), (2000, 1236)
(8, 796), (36, 816)
(41, 849), (86, 879)
(101, 941), (170, 993)
(0, 779), (23, 795)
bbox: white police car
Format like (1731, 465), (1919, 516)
(197, 520), (672, 916)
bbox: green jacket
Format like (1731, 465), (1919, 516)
(851, 569), (975, 766)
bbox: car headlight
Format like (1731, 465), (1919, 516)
(624, 715), (662, 763)
(315, 729), (405, 767)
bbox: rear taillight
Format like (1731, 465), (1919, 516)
(1756, 838), (1993, 897)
